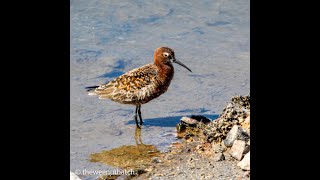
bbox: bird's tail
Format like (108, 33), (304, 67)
(85, 85), (99, 91)
(85, 85), (99, 95)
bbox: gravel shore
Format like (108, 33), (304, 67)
(79, 95), (251, 180)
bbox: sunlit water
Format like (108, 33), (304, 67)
(70, 0), (249, 179)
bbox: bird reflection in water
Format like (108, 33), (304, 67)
(90, 127), (161, 170)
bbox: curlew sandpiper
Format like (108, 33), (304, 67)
(86, 47), (192, 128)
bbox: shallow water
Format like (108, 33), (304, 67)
(70, 0), (249, 179)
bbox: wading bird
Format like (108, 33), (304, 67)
(86, 47), (192, 128)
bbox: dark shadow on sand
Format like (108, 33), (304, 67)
(125, 114), (219, 127)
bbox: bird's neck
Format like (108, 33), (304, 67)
(155, 63), (174, 84)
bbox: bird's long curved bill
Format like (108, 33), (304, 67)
(173, 59), (192, 72)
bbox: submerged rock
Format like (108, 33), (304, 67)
(190, 115), (211, 124)
(237, 151), (250, 170)
(177, 117), (199, 133)
(180, 117), (200, 126)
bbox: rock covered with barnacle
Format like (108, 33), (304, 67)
(204, 95), (250, 143)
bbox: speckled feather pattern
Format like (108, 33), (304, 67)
(87, 47), (191, 108)
(89, 63), (174, 105)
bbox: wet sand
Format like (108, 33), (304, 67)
(71, 0), (249, 179)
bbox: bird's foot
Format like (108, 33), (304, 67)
(139, 120), (144, 126)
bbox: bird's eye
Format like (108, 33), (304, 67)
(163, 53), (169, 57)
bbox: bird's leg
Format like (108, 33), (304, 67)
(138, 104), (144, 125)
(134, 105), (140, 128)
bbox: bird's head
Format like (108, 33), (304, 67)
(154, 47), (192, 72)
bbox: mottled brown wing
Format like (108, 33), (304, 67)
(91, 64), (159, 104)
